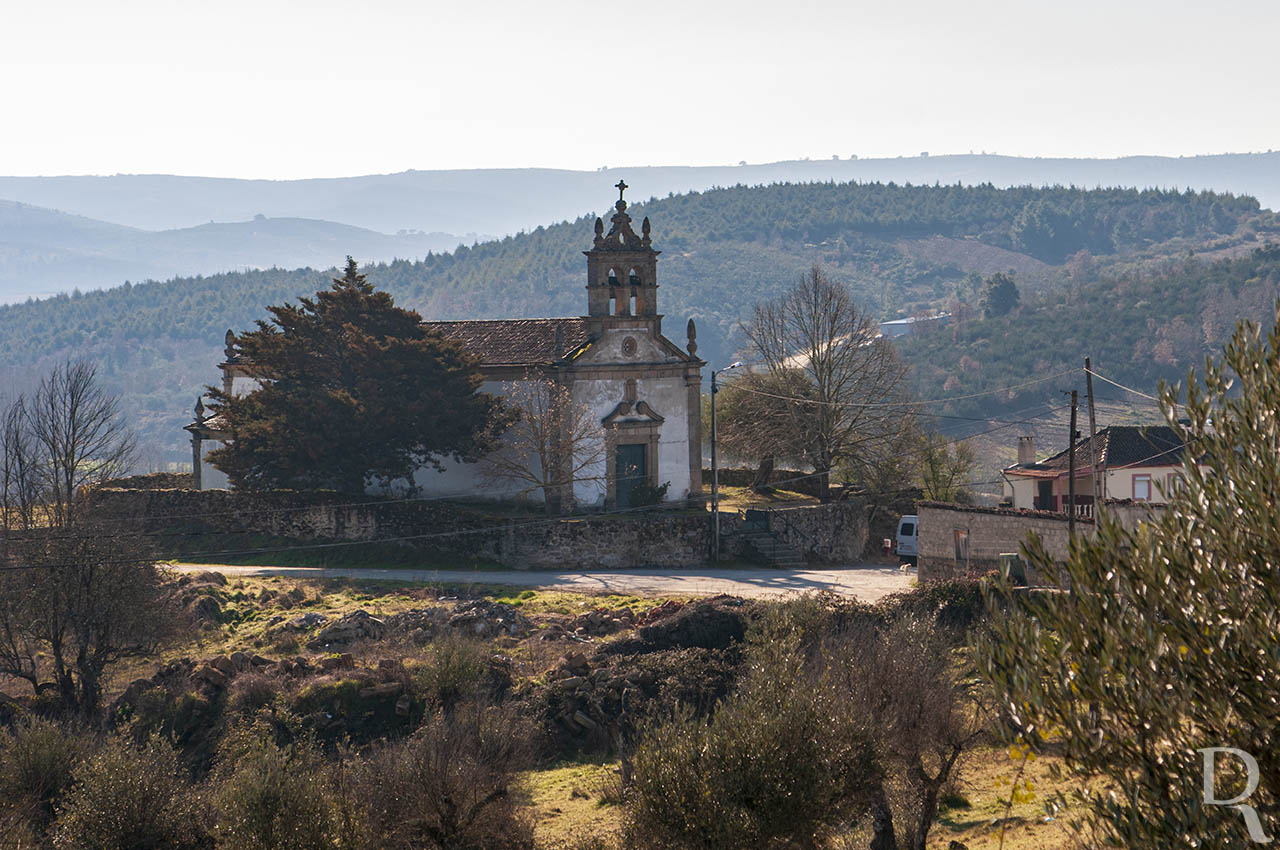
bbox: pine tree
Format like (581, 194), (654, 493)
(206, 257), (507, 492)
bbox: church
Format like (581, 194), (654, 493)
(186, 182), (706, 510)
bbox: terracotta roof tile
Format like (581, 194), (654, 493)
(426, 318), (592, 366)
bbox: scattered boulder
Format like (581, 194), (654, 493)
(446, 600), (531, 639)
(192, 664), (228, 690)
(308, 610), (385, 648)
(189, 595), (223, 623)
(319, 653), (356, 672)
(359, 682), (402, 699)
(289, 612), (329, 630)
(209, 655), (236, 677)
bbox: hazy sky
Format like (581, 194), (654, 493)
(4, 0), (1277, 179)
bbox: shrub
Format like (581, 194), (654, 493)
(876, 576), (989, 633)
(625, 641), (872, 850)
(51, 735), (208, 850)
(409, 633), (490, 711)
(351, 703), (535, 850)
(210, 725), (335, 850)
(0, 717), (93, 836)
(228, 673), (279, 715)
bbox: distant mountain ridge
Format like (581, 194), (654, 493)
(2, 152), (1279, 237)
(0, 200), (469, 302)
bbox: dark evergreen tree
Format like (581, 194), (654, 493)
(206, 258), (507, 492)
(978, 271), (1020, 318)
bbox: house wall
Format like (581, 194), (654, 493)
(1005, 466), (1180, 509)
(1105, 467), (1180, 503)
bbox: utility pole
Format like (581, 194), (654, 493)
(1084, 357), (1101, 515)
(1068, 389), (1078, 538)
(709, 362), (742, 563)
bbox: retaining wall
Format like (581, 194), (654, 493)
(85, 488), (866, 570)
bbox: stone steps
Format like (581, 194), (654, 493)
(740, 530), (806, 568)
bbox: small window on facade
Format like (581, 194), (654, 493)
(1166, 472), (1184, 495)
(1133, 474), (1152, 501)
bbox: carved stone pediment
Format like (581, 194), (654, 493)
(601, 399), (665, 426)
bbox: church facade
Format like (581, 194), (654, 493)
(187, 183), (705, 509)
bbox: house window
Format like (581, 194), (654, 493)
(1133, 474), (1152, 502)
(1166, 472), (1184, 495)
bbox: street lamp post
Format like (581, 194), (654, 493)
(710, 361), (742, 563)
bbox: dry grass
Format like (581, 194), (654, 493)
(923, 745), (1088, 850)
(715, 485), (820, 509)
(520, 758), (625, 849)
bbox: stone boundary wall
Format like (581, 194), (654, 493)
(762, 503), (868, 563)
(85, 488), (866, 570)
(917, 501), (1090, 583)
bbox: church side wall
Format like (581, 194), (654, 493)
(403, 378), (542, 503)
(199, 441), (230, 490)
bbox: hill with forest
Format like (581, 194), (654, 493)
(0, 180), (1276, 468)
(4, 151), (1280, 235)
(0, 201), (466, 302)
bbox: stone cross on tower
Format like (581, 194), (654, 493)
(615, 179), (628, 202)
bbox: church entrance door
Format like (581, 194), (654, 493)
(615, 444), (647, 509)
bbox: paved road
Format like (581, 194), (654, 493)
(172, 563), (913, 603)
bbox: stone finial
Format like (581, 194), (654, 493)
(593, 217), (605, 247)
(641, 216), (652, 247)
(224, 329), (236, 359)
(686, 319), (698, 356)
(194, 396), (205, 424)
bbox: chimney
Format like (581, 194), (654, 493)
(1017, 435), (1035, 466)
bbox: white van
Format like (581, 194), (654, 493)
(896, 515), (918, 564)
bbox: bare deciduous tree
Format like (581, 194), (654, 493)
(0, 361), (165, 718)
(1, 398), (40, 534)
(918, 433), (975, 503)
(717, 370), (818, 492)
(481, 377), (604, 514)
(739, 266), (909, 500)
(826, 616), (988, 850)
(0, 526), (170, 717)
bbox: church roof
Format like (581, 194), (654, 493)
(427, 318), (592, 366)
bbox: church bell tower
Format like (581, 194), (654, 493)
(584, 180), (661, 333)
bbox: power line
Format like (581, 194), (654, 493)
(1084, 367), (1162, 403)
(722, 368), (1081, 409)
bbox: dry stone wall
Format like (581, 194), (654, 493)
(86, 487), (867, 570)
